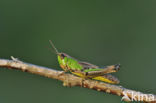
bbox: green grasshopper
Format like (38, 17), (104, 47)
(49, 40), (120, 84)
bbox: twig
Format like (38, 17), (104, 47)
(0, 58), (155, 103)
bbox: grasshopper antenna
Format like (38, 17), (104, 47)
(49, 40), (59, 54)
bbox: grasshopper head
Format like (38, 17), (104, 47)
(57, 53), (70, 71)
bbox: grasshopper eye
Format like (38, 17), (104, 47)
(61, 53), (66, 58)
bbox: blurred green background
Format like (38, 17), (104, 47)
(0, 0), (156, 103)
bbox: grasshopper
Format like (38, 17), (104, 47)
(49, 40), (120, 84)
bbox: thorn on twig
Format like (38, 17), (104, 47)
(11, 56), (22, 63)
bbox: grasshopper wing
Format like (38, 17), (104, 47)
(81, 64), (120, 76)
(78, 61), (99, 69)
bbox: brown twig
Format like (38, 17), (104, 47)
(0, 57), (155, 103)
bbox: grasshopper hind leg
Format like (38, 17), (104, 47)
(92, 74), (120, 84)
